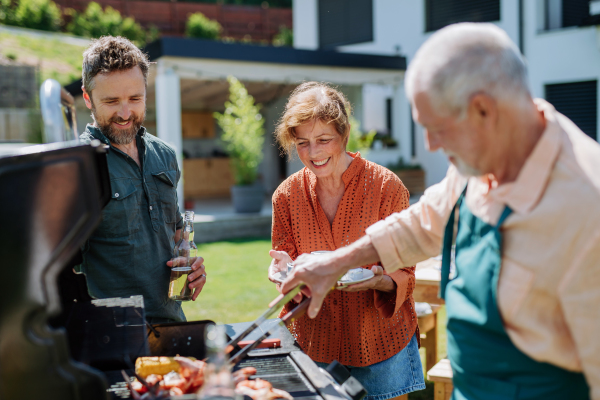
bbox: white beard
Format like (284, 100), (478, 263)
(445, 152), (482, 177)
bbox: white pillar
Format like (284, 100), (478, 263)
(155, 63), (184, 212)
(293, 0), (319, 49)
(392, 82), (412, 164)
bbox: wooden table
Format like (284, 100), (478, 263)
(418, 304), (441, 372)
(414, 257), (444, 304)
(414, 257), (444, 374)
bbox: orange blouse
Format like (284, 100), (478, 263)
(272, 152), (418, 367)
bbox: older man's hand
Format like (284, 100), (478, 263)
(280, 251), (350, 318)
(280, 235), (382, 318)
(167, 256), (207, 301)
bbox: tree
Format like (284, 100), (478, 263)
(214, 76), (265, 186)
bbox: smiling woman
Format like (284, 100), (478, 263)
(267, 82), (425, 400)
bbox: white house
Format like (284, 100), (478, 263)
(294, 0), (600, 188)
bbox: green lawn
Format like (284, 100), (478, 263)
(0, 30), (87, 85)
(182, 237), (280, 323)
(184, 237), (446, 400)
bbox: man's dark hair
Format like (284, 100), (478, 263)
(82, 36), (150, 96)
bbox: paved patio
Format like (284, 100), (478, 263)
(189, 197), (272, 243)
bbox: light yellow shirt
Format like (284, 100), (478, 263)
(366, 99), (600, 398)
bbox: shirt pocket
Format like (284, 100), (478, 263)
(152, 170), (178, 224)
(94, 178), (139, 238)
(497, 258), (535, 322)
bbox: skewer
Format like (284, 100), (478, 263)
(229, 296), (311, 364)
(226, 284), (304, 352)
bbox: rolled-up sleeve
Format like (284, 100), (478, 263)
(366, 166), (466, 273)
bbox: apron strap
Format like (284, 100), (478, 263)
(495, 205), (513, 229)
(439, 185), (467, 300)
(440, 185), (513, 300)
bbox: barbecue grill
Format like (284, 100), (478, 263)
(0, 81), (366, 400)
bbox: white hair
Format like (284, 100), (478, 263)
(405, 23), (531, 118)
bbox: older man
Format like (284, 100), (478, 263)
(77, 36), (207, 323)
(282, 23), (598, 399)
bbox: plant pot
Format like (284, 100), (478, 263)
(231, 184), (264, 213)
(393, 168), (426, 196)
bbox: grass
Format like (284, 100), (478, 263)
(0, 31), (87, 85)
(184, 237), (447, 400)
(182, 237), (279, 323)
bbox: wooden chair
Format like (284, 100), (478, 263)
(427, 359), (453, 400)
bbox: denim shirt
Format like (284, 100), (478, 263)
(79, 124), (185, 322)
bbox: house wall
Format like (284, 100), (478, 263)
(294, 0), (600, 188)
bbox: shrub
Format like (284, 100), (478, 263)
(65, 2), (146, 45)
(346, 115), (376, 154)
(272, 25), (292, 47)
(186, 12), (221, 40)
(214, 76), (265, 186)
(8, 0), (62, 31)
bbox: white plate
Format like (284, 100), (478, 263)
(272, 268), (375, 289)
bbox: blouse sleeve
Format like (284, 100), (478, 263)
(271, 184), (299, 260)
(372, 172), (416, 318)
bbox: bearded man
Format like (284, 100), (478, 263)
(78, 36), (206, 323)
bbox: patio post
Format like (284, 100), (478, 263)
(155, 63), (184, 212)
(392, 82), (412, 164)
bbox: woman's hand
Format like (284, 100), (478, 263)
(268, 250), (293, 285)
(340, 265), (396, 293)
(269, 250), (303, 302)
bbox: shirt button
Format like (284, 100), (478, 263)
(149, 206), (153, 211)
(114, 193), (119, 198)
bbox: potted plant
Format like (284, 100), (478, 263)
(214, 76), (265, 213)
(387, 157), (426, 196)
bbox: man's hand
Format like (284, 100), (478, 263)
(340, 265), (396, 293)
(280, 235), (381, 319)
(167, 256), (207, 301)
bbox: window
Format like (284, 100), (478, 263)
(318, 0), (373, 49)
(545, 80), (598, 140)
(425, 0), (500, 32)
(544, 0), (589, 30)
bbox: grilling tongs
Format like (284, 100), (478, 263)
(226, 284), (310, 364)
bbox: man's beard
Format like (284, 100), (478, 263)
(92, 105), (145, 145)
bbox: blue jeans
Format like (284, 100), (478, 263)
(316, 332), (425, 400)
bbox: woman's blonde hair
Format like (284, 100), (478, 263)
(275, 82), (351, 155)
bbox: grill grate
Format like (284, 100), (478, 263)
(234, 356), (321, 399)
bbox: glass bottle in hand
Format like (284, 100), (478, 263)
(168, 211), (197, 301)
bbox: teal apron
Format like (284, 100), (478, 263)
(439, 188), (589, 400)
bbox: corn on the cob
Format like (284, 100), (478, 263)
(135, 357), (182, 378)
